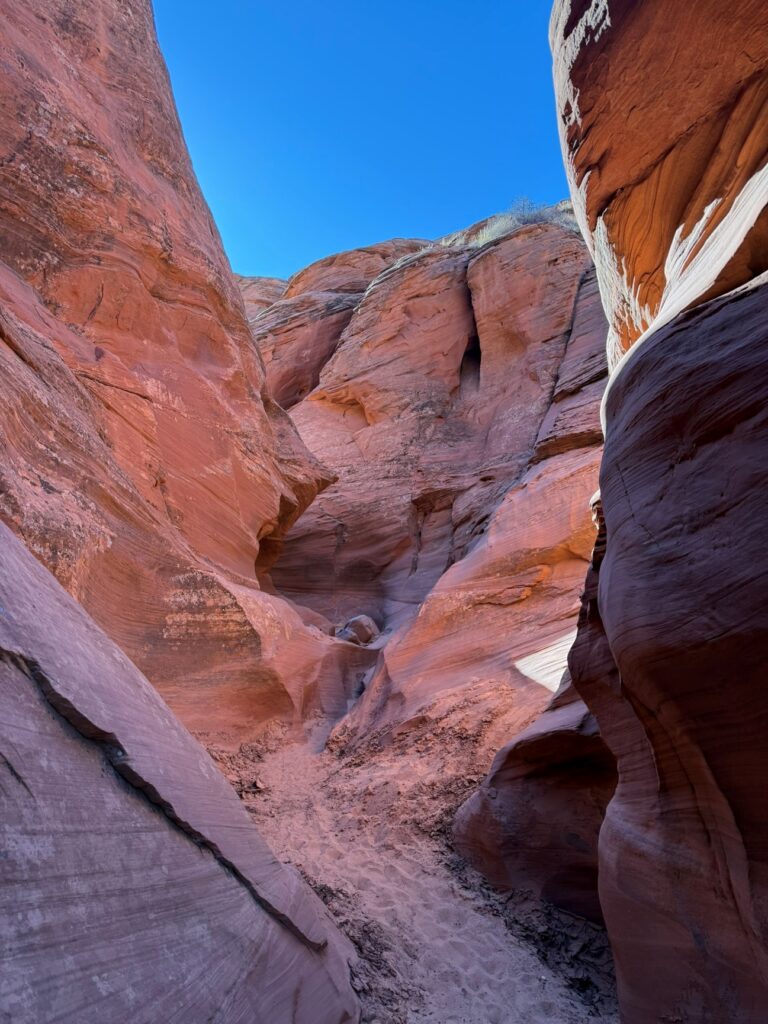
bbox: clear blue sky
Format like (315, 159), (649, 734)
(152, 0), (567, 279)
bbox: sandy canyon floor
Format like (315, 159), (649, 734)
(209, 713), (618, 1024)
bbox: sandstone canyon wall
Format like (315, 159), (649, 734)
(242, 218), (609, 766)
(0, 521), (359, 1023)
(540, 2), (768, 1021)
(551, 0), (768, 370)
(0, 0), (371, 744)
(239, 217), (615, 935)
(0, 1), (362, 1019)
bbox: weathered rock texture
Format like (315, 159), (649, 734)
(0, 521), (359, 1023)
(552, 0), (768, 366)
(246, 239), (425, 408)
(236, 274), (288, 317)
(573, 282), (768, 1021)
(244, 221), (608, 759)
(548, 1), (768, 1021)
(0, 0), (369, 744)
(454, 675), (615, 924)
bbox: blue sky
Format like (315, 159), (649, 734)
(153, 0), (567, 279)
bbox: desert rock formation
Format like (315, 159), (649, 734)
(546, 1), (768, 1021)
(0, 521), (359, 1023)
(552, 0), (768, 368)
(242, 219), (614, 932)
(247, 239), (426, 409)
(8, 0), (765, 1018)
(252, 222), (608, 750)
(0, 0), (370, 744)
(454, 676), (615, 924)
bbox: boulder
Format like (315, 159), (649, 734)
(335, 614), (380, 646)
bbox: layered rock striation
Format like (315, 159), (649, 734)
(0, 0), (369, 743)
(244, 218), (609, 758)
(552, 0), (768, 368)
(246, 240), (426, 409)
(0, 522), (359, 1023)
(571, 281), (768, 1022)
(536, 1), (768, 1020)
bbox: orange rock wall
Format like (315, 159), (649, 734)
(0, 0), (368, 743)
(551, 0), (768, 366)
(244, 222), (609, 758)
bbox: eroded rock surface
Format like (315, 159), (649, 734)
(265, 224), (604, 650)
(571, 283), (768, 1022)
(0, 522), (359, 1024)
(0, 0), (369, 744)
(551, 0), (768, 365)
(243, 239), (425, 408)
(239, 219), (614, 938)
(547, 2), (768, 1020)
(454, 677), (615, 924)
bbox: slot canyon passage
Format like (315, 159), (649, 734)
(0, 1), (766, 1023)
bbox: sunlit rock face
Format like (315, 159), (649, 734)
(0, 0), (370, 744)
(236, 274), (288, 318)
(551, 0), (768, 369)
(550, 1), (768, 1020)
(0, 522), (360, 1024)
(245, 223), (609, 760)
(242, 240), (427, 409)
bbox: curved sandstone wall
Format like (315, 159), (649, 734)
(551, 0), (768, 370)
(0, 0), (368, 743)
(547, 1), (768, 1020)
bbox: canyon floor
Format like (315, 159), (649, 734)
(209, 714), (618, 1024)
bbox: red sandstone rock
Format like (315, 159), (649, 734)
(248, 220), (613, 935)
(0, 521), (359, 1023)
(282, 238), (427, 298)
(236, 274), (288, 318)
(249, 290), (360, 408)
(240, 240), (427, 409)
(269, 224), (600, 641)
(551, 0), (768, 365)
(550, 2), (768, 1017)
(0, 0), (368, 744)
(569, 282), (768, 1022)
(339, 445), (602, 746)
(454, 678), (615, 924)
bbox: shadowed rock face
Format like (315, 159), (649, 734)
(454, 677), (615, 924)
(546, 1), (768, 1019)
(571, 282), (768, 1022)
(0, 0), (371, 744)
(455, 0), (768, 984)
(551, 0), (768, 366)
(0, 522), (360, 1024)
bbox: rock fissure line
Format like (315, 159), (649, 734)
(1, 647), (327, 954)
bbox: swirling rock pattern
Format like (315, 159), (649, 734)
(0, 521), (359, 1023)
(0, 0), (368, 743)
(549, 1), (768, 1019)
(571, 281), (768, 1022)
(551, 0), (768, 367)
